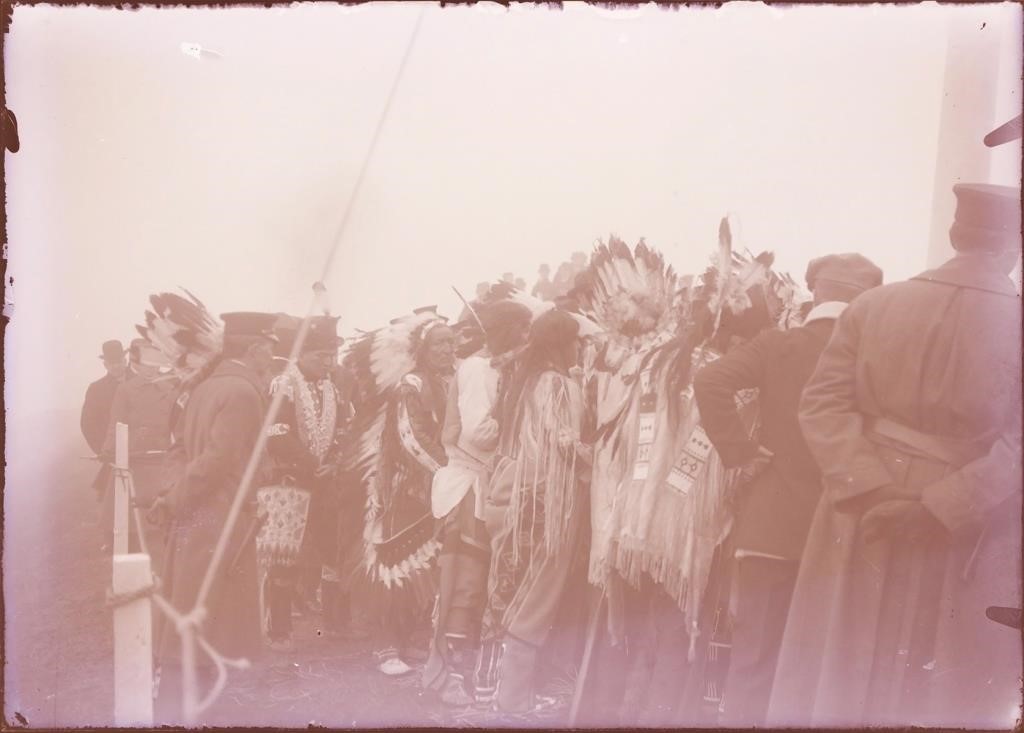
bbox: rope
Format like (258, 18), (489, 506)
(106, 575), (161, 609)
(176, 9), (428, 724)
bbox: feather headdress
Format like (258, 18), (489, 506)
(338, 308), (453, 594)
(135, 289), (223, 386)
(569, 236), (679, 353)
(454, 280), (602, 356)
(339, 309), (447, 490)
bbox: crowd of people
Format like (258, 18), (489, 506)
(80, 156), (1021, 726)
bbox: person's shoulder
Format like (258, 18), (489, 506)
(203, 369), (263, 401)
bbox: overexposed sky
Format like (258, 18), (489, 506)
(4, 1), (1021, 417)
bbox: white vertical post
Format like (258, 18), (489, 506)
(113, 553), (154, 726)
(113, 422), (130, 556)
(926, 6), (1005, 268)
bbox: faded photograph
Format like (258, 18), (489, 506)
(3, 1), (1021, 729)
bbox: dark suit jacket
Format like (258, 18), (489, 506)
(694, 316), (836, 559)
(81, 373), (122, 455)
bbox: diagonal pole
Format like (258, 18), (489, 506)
(178, 8), (429, 724)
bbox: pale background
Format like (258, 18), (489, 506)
(4, 2), (1021, 418)
(3, 2), (1022, 727)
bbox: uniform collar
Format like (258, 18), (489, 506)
(915, 255), (1018, 297)
(802, 301), (848, 326)
(217, 359), (267, 395)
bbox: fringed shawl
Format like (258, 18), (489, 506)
(590, 343), (759, 651)
(502, 371), (586, 569)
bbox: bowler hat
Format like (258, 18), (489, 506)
(99, 340), (125, 361)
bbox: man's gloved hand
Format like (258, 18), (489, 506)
(861, 499), (944, 544)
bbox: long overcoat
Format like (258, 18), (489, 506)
(767, 255), (1022, 728)
(157, 359), (267, 666)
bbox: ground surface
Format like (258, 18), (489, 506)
(4, 411), (574, 728)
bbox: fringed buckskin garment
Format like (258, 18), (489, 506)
(597, 343), (752, 654)
(477, 370), (588, 712)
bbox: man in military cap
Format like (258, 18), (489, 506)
(694, 252), (883, 726)
(768, 183), (1022, 728)
(155, 312), (278, 723)
(264, 315), (365, 648)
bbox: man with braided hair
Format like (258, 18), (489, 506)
(422, 300), (533, 705)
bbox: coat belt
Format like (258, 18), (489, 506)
(866, 416), (981, 468)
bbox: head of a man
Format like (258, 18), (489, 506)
(805, 253), (884, 306)
(478, 300), (533, 357)
(100, 340), (126, 379)
(296, 316), (340, 381)
(416, 320), (456, 375)
(220, 312), (280, 378)
(949, 184), (1022, 274)
(538, 263), (551, 279)
(129, 339), (165, 381)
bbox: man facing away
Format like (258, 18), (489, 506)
(768, 183), (1022, 728)
(694, 253), (883, 726)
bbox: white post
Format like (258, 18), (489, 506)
(926, 5), (1013, 268)
(113, 553), (154, 726)
(113, 422), (130, 556)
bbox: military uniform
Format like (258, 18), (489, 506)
(155, 313), (277, 724)
(768, 185), (1022, 728)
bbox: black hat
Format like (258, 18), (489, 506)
(949, 183), (1022, 252)
(305, 315), (340, 352)
(99, 339), (125, 361)
(984, 115), (1022, 147)
(805, 253), (884, 292)
(220, 312), (280, 341)
(272, 314), (302, 358)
